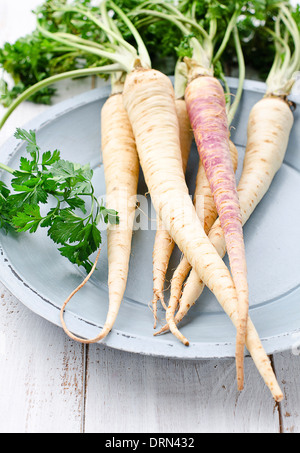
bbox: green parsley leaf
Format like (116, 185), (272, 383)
(12, 204), (43, 233)
(0, 128), (119, 273)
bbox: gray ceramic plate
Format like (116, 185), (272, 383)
(0, 78), (299, 359)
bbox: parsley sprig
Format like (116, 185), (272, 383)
(0, 128), (119, 272)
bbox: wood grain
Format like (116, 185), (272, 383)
(0, 285), (85, 433)
(0, 0), (89, 433)
(84, 345), (280, 433)
(273, 352), (300, 433)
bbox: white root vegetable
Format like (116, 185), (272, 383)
(172, 97), (294, 333)
(123, 68), (283, 402)
(152, 99), (193, 326)
(156, 141), (238, 336)
(61, 92), (139, 343)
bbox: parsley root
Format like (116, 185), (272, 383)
(122, 68), (283, 401)
(100, 93), (139, 340)
(132, 0), (249, 389)
(123, 68), (238, 344)
(185, 76), (249, 390)
(60, 91), (139, 344)
(159, 2), (299, 381)
(152, 98), (193, 326)
(175, 96), (294, 332)
(156, 140), (238, 336)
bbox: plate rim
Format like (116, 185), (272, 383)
(0, 77), (299, 360)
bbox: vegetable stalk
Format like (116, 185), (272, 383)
(133, 0), (249, 389)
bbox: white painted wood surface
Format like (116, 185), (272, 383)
(0, 0), (299, 434)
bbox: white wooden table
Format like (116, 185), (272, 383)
(0, 0), (299, 434)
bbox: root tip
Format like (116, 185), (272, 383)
(275, 394), (284, 403)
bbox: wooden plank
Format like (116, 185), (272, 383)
(0, 1), (96, 433)
(84, 345), (280, 433)
(273, 351), (300, 433)
(0, 79), (92, 431)
(0, 284), (85, 433)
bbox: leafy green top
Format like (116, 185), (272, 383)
(0, 0), (112, 107)
(1, 0), (299, 109)
(0, 129), (119, 273)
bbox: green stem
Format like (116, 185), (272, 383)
(267, 48), (282, 84)
(109, 1), (151, 68)
(171, 16), (209, 40)
(50, 50), (82, 66)
(266, 3), (300, 95)
(140, 0), (185, 18)
(140, 0), (207, 37)
(213, 9), (240, 64)
(0, 163), (15, 175)
(265, 26), (290, 54)
(89, 195), (96, 222)
(134, 16), (158, 29)
(130, 9), (190, 36)
(174, 60), (188, 99)
(130, 8), (208, 70)
(227, 27), (245, 127)
(100, 0), (122, 44)
(265, 26), (291, 76)
(209, 18), (218, 41)
(52, 4), (136, 55)
(191, 2), (197, 21)
(56, 33), (110, 52)
(110, 72), (125, 95)
(279, 6), (300, 75)
(0, 65), (121, 130)
(36, 22), (132, 71)
(131, 7), (209, 40)
(219, 71), (231, 110)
